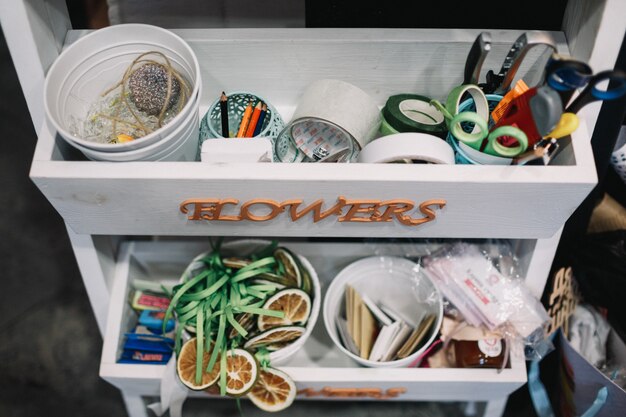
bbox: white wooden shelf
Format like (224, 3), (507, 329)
(4, 1), (625, 416)
(29, 28), (597, 239)
(101, 240), (527, 400)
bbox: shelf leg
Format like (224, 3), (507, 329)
(483, 397), (508, 417)
(65, 224), (116, 335)
(122, 392), (149, 417)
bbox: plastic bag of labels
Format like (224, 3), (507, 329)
(420, 241), (552, 361)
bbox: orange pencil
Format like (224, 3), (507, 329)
(236, 101), (254, 138)
(244, 101), (263, 137)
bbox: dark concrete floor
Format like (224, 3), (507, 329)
(0, 30), (535, 417)
(0, 31), (127, 416)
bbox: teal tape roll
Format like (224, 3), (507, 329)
(382, 94), (447, 136)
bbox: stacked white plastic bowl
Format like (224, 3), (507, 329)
(44, 24), (201, 161)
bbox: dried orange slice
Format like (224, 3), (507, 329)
(223, 257), (250, 269)
(247, 367), (296, 412)
(244, 326), (305, 351)
(222, 348), (259, 397)
(228, 312), (255, 339)
(274, 248), (301, 287)
(257, 288), (311, 331)
(176, 338), (220, 390)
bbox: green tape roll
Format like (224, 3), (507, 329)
(445, 85), (490, 136)
(382, 94), (447, 136)
(449, 111), (489, 147)
(380, 115), (400, 136)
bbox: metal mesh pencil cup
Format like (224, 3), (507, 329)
(446, 94), (503, 165)
(199, 91), (284, 143)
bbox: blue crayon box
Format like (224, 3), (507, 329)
(138, 309), (175, 333)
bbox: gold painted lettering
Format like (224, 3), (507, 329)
(284, 197), (346, 222)
(371, 199), (416, 222)
(179, 199), (242, 221)
(338, 199), (381, 222)
(179, 199), (220, 220)
(296, 387), (407, 399)
(212, 199), (242, 221)
(180, 197), (447, 227)
(396, 199), (447, 226)
(240, 199), (285, 222)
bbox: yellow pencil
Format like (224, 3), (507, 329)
(236, 102), (254, 138)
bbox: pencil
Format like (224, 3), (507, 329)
(236, 101), (254, 138)
(220, 92), (229, 137)
(252, 103), (268, 137)
(244, 101), (263, 137)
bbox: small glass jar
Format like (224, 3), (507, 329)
(451, 338), (507, 369)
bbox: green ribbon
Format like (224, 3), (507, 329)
(255, 348), (271, 371)
(165, 241), (290, 396)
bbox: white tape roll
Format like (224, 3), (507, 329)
(357, 133), (455, 164)
(291, 79), (382, 149)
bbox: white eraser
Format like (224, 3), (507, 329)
(200, 138), (274, 163)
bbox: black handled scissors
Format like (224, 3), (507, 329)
(483, 31), (557, 94)
(545, 57), (626, 113)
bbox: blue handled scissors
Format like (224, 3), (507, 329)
(545, 56), (626, 113)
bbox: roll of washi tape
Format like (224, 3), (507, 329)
(289, 117), (356, 162)
(445, 85), (490, 135)
(381, 94), (447, 137)
(357, 133), (455, 164)
(290, 79), (382, 152)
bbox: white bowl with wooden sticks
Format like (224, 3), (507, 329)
(323, 256), (443, 368)
(176, 240), (320, 367)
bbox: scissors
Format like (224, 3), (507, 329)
(545, 56), (626, 113)
(483, 31), (557, 94)
(511, 113), (579, 165)
(491, 85), (563, 148)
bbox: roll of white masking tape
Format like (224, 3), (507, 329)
(357, 133), (455, 164)
(291, 79), (382, 151)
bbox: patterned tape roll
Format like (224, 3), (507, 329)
(357, 133), (455, 164)
(382, 94), (447, 136)
(291, 79), (382, 151)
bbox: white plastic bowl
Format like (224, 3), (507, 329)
(44, 24), (201, 154)
(79, 94), (199, 161)
(179, 240), (321, 366)
(323, 256), (443, 368)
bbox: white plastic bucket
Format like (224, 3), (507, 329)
(44, 24), (201, 155)
(80, 94), (199, 161)
(87, 111), (198, 162)
(323, 256), (443, 368)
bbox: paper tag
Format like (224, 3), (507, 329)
(478, 338), (502, 357)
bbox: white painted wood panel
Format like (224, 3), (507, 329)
(63, 28), (568, 109)
(31, 119), (596, 238)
